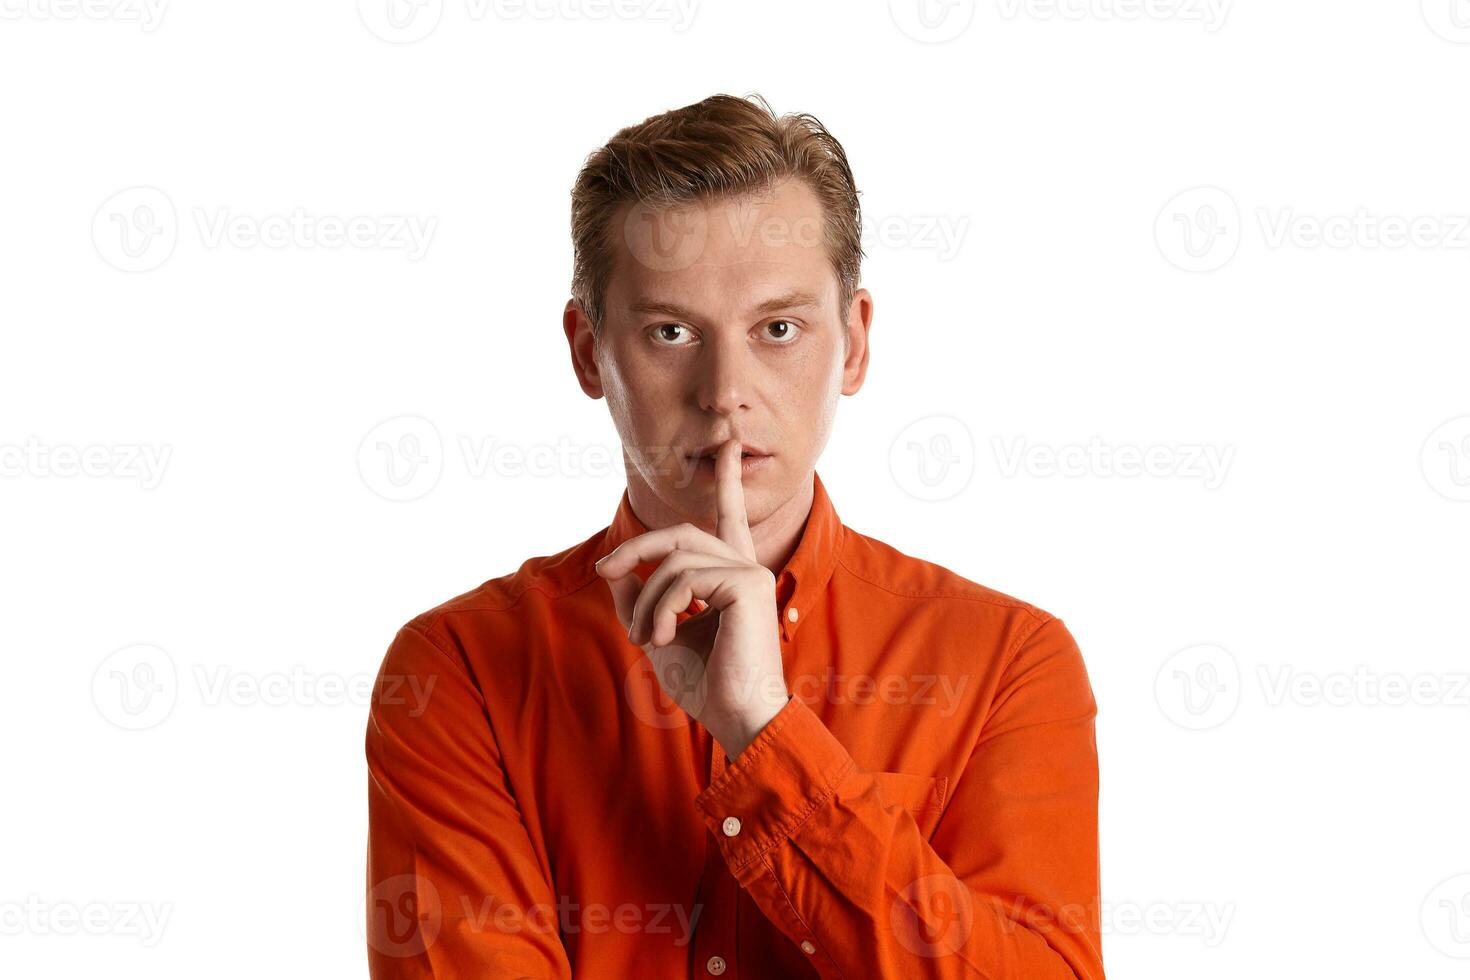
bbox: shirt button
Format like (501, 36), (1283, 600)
(800, 940), (816, 954)
(706, 955), (727, 975)
(721, 816), (742, 837)
(787, 606), (799, 622)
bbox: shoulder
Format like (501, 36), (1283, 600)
(837, 525), (1054, 617)
(392, 523), (609, 650)
(835, 524), (1073, 654)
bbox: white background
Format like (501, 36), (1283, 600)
(3, 1), (1468, 977)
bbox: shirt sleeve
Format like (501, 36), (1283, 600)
(691, 615), (1104, 979)
(365, 623), (575, 979)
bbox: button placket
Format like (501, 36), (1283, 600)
(693, 736), (738, 979)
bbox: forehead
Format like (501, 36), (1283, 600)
(606, 177), (836, 320)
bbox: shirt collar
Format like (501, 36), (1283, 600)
(598, 469), (844, 643)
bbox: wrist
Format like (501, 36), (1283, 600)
(717, 694), (790, 761)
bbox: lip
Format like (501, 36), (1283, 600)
(690, 453), (773, 476)
(688, 441), (769, 459)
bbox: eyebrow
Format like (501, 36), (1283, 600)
(625, 290), (823, 319)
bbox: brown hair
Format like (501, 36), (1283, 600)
(569, 92), (864, 340)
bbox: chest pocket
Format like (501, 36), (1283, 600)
(870, 771), (949, 839)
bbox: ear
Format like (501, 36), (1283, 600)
(563, 298), (605, 399)
(840, 287), (873, 396)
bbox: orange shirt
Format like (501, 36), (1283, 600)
(365, 470), (1103, 979)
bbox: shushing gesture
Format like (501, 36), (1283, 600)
(595, 437), (790, 759)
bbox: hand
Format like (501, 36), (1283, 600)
(595, 437), (789, 758)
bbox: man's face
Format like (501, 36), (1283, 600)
(571, 176), (870, 525)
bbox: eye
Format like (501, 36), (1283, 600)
(649, 323), (696, 347)
(762, 319), (801, 344)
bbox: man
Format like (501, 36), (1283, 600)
(365, 93), (1103, 979)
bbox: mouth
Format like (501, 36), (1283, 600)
(686, 443), (770, 461)
(684, 447), (774, 475)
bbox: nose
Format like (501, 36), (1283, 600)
(695, 332), (754, 416)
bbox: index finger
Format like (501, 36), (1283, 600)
(714, 436), (757, 561)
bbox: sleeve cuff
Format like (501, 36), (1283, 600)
(692, 695), (856, 876)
